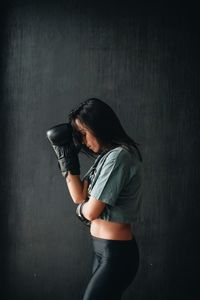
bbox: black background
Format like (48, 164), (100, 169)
(0, 1), (200, 299)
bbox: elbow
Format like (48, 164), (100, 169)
(83, 211), (98, 221)
(73, 199), (82, 204)
(84, 214), (93, 221)
(72, 195), (85, 204)
(90, 215), (98, 221)
(83, 214), (93, 221)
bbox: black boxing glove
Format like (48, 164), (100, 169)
(46, 123), (80, 177)
(76, 201), (91, 227)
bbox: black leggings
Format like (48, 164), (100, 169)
(83, 236), (139, 300)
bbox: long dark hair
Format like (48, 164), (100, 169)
(68, 98), (143, 162)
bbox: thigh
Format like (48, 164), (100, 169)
(83, 256), (122, 300)
(83, 252), (139, 300)
(92, 253), (101, 274)
(83, 238), (140, 300)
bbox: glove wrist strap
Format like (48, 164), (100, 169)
(76, 201), (91, 227)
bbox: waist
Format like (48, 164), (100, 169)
(90, 218), (133, 240)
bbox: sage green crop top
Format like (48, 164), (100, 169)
(82, 146), (143, 224)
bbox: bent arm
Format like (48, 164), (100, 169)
(81, 197), (106, 221)
(66, 172), (88, 204)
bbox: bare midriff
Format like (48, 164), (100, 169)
(83, 180), (133, 240)
(90, 219), (133, 240)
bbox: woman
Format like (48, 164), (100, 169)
(47, 98), (143, 300)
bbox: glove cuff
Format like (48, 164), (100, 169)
(58, 156), (80, 177)
(76, 201), (91, 227)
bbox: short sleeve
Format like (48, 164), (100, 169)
(90, 149), (130, 206)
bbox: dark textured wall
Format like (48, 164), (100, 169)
(1, 1), (200, 299)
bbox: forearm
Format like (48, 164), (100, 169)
(66, 172), (88, 204)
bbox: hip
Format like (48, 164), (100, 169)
(91, 235), (139, 265)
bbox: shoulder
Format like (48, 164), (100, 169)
(97, 146), (141, 170)
(104, 146), (142, 176)
(103, 146), (133, 165)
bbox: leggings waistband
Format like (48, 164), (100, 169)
(92, 235), (135, 243)
(91, 235), (138, 255)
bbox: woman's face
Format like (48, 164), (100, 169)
(74, 118), (102, 153)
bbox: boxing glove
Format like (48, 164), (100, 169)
(76, 201), (91, 227)
(46, 123), (80, 177)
